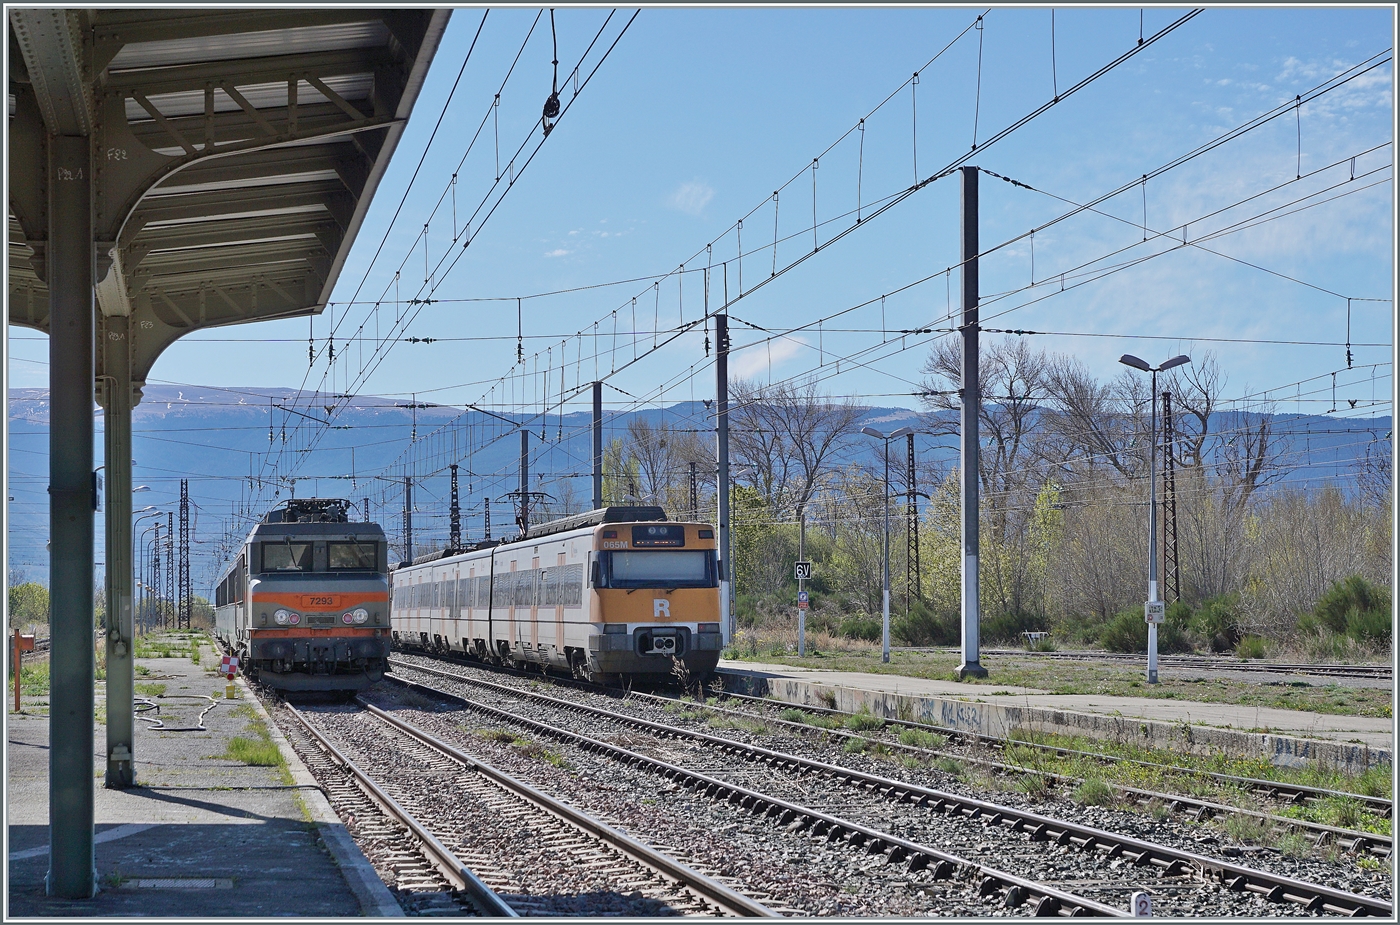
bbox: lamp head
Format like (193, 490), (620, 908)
(1118, 354), (1151, 372)
(889, 426), (915, 439)
(1160, 355), (1192, 372)
(860, 426), (884, 439)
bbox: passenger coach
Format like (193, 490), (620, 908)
(214, 499), (391, 691)
(391, 506), (723, 683)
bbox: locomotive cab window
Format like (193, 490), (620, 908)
(329, 542), (378, 570)
(598, 550), (716, 589)
(262, 542), (312, 572)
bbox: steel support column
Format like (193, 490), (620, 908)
(47, 132), (96, 899)
(592, 381), (603, 510)
(957, 166), (987, 680)
(101, 313), (135, 787)
(715, 313), (732, 645)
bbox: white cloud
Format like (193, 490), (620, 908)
(668, 180), (715, 216)
(732, 337), (807, 379)
(544, 248), (570, 258)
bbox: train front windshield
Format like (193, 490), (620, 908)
(602, 551), (717, 589)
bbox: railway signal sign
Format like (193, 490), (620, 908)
(1144, 600), (1165, 625)
(794, 561), (813, 581)
(221, 655), (240, 680)
(798, 590), (809, 610)
(1130, 891), (1152, 917)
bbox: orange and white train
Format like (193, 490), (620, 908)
(213, 499), (391, 691)
(390, 506), (723, 683)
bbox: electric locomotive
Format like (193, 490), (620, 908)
(390, 506), (723, 683)
(213, 499), (391, 691)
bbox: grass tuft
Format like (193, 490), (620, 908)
(898, 727), (946, 749)
(1073, 777), (1115, 806)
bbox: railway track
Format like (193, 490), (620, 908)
(392, 650), (1394, 821)
(386, 658), (1392, 917)
(712, 687), (1395, 821)
(910, 648), (1393, 681)
(279, 703), (514, 916)
(282, 697), (774, 916)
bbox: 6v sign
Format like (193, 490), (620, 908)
(794, 561), (813, 581)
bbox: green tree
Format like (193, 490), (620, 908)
(8, 582), (49, 628)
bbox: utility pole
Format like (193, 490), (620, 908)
(592, 381), (603, 510)
(449, 464), (461, 550)
(518, 429), (530, 532)
(403, 475), (414, 562)
(906, 431), (919, 611)
(1161, 390), (1181, 603)
(363, 497), (370, 524)
(151, 524), (161, 635)
(689, 461), (698, 522)
(484, 496), (491, 540)
(165, 513), (174, 629)
(715, 313), (733, 645)
(178, 480), (190, 630)
(957, 166), (987, 679)
(797, 505), (806, 657)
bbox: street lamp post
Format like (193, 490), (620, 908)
(1118, 353), (1190, 685)
(861, 425), (915, 663)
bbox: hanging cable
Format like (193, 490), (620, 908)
(972, 15), (985, 149)
(542, 9), (561, 135)
(911, 71), (920, 182)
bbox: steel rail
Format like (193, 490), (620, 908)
(391, 666), (1393, 918)
(357, 700), (777, 918)
(385, 676), (1126, 917)
(284, 703), (518, 917)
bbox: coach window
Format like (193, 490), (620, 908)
(330, 542), (378, 571)
(262, 542), (312, 571)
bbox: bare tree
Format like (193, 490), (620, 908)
(729, 377), (864, 516)
(1040, 355), (1140, 481)
(920, 337), (1053, 617)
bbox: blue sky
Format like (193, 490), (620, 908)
(7, 5), (1395, 420)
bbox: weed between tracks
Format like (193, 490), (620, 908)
(476, 727), (571, 769)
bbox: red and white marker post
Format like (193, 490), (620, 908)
(221, 654), (240, 698)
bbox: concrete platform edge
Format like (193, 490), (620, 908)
(718, 670), (1391, 773)
(241, 680), (404, 917)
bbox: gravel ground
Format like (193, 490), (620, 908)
(292, 701), (722, 916)
(381, 656), (1391, 916)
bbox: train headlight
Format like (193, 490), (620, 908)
(288, 612), (301, 625)
(342, 612), (354, 625)
(352, 608), (369, 624)
(274, 609), (291, 626)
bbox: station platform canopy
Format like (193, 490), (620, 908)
(9, 8), (450, 386)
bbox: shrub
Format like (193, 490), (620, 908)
(981, 610), (1046, 645)
(892, 599), (958, 646)
(1305, 576), (1392, 642)
(1189, 594), (1242, 653)
(839, 616), (883, 642)
(1235, 635), (1267, 659)
(1099, 607), (1192, 654)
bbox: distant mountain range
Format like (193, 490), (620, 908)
(7, 385), (1389, 590)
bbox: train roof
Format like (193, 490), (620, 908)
(391, 506), (672, 571)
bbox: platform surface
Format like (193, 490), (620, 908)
(5, 639), (398, 917)
(718, 659), (1394, 752)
